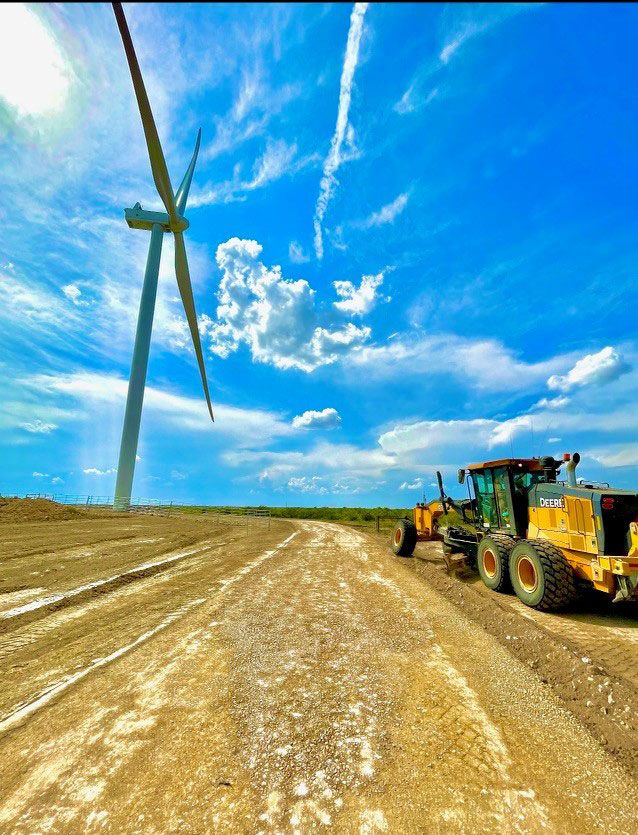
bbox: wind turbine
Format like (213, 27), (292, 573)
(111, 2), (213, 510)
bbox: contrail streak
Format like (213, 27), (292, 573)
(313, 3), (368, 260)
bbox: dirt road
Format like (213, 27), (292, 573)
(1, 516), (637, 833)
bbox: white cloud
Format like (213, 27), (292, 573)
(0, 270), (72, 328)
(438, 5), (534, 66)
(292, 408), (341, 430)
(225, 441), (397, 480)
(20, 419), (57, 434)
(380, 419), (495, 455)
(313, 3), (368, 259)
(287, 476), (328, 495)
(248, 137), (298, 188)
(548, 437), (561, 444)
(333, 271), (388, 316)
(203, 60), (301, 162)
(62, 283), (87, 307)
(283, 474), (366, 496)
(32, 471), (49, 478)
(547, 347), (628, 392)
(440, 24), (482, 64)
(83, 467), (115, 476)
(534, 396), (570, 410)
(170, 469), (188, 481)
(359, 193), (409, 228)
(32, 371), (294, 443)
(0, 5), (72, 116)
(289, 241), (310, 264)
(588, 444), (638, 468)
(351, 333), (578, 393)
(191, 138), (317, 207)
(204, 238), (370, 372)
(394, 85), (438, 116)
(51, 476), (64, 485)
(399, 477), (424, 491)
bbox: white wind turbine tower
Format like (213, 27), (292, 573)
(111, 2), (214, 510)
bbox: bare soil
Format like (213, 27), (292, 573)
(0, 498), (113, 524)
(0, 515), (636, 833)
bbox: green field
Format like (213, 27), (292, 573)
(178, 504), (473, 535)
(180, 504), (412, 532)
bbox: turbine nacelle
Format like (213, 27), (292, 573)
(125, 203), (189, 234)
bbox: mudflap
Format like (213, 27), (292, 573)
(612, 574), (637, 603)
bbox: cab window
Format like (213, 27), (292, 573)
(493, 466), (512, 529)
(473, 469), (499, 527)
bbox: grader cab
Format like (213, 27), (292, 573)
(393, 453), (638, 611)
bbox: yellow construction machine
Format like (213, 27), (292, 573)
(392, 453), (638, 610)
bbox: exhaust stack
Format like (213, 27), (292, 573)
(564, 452), (581, 487)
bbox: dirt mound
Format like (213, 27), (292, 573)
(0, 498), (89, 523)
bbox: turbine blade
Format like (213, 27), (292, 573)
(175, 128), (201, 217)
(112, 3), (177, 224)
(173, 231), (214, 422)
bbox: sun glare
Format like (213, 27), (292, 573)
(0, 4), (71, 117)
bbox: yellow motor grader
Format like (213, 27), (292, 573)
(392, 454), (638, 611)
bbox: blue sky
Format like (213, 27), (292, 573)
(1, 2), (637, 506)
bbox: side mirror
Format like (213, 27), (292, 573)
(457, 468), (465, 484)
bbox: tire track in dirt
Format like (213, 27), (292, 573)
(0, 598), (207, 734)
(0, 529), (298, 736)
(414, 540), (638, 691)
(0, 540), (225, 631)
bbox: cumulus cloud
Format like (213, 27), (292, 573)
(83, 467), (115, 476)
(292, 408), (342, 430)
(333, 271), (388, 316)
(547, 346), (628, 392)
(51, 476), (64, 485)
(204, 238), (370, 372)
(399, 477), (424, 490)
(313, 3), (368, 259)
(32, 471), (48, 478)
(358, 193), (409, 228)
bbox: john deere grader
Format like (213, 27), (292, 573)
(392, 454), (638, 611)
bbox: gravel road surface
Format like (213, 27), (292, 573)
(1, 516), (636, 833)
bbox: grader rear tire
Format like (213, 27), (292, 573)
(509, 539), (577, 611)
(392, 519), (417, 557)
(477, 535), (514, 593)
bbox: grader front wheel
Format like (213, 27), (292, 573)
(477, 535), (514, 593)
(392, 519), (417, 557)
